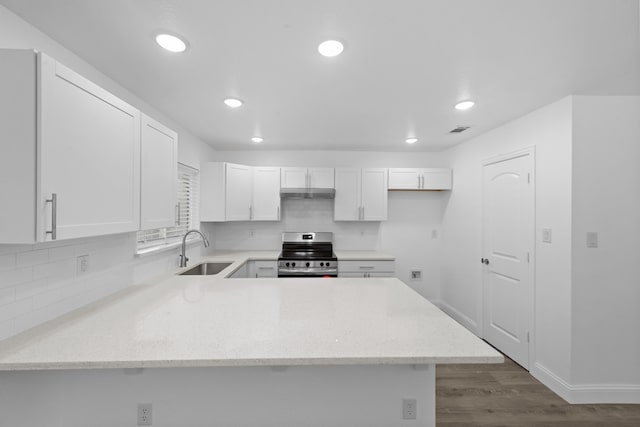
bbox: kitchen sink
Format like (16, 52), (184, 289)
(178, 262), (232, 276)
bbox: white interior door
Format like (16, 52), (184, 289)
(482, 151), (533, 369)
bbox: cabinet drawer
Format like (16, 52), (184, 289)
(338, 260), (395, 273)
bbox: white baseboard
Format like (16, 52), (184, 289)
(437, 300), (479, 336)
(532, 362), (640, 404)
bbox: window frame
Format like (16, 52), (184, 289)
(136, 163), (201, 254)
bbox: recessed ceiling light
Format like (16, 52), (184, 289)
(318, 40), (344, 57)
(454, 100), (475, 110)
(405, 137), (418, 144)
(155, 33), (187, 53)
(251, 137), (264, 143)
(224, 98), (244, 108)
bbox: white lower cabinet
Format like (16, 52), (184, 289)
(334, 168), (388, 221)
(200, 163), (280, 222)
(140, 114), (178, 230)
(0, 49), (141, 243)
(249, 261), (278, 278)
(228, 262), (250, 278)
(338, 260), (395, 278)
(227, 261), (278, 278)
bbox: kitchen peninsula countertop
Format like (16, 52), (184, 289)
(0, 251), (501, 371)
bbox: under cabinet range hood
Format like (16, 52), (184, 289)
(280, 188), (336, 199)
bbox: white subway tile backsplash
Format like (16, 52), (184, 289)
(33, 258), (77, 280)
(0, 287), (15, 307)
(0, 319), (12, 341)
(0, 297), (32, 323)
(0, 231), (154, 342)
(15, 278), (48, 301)
(32, 288), (64, 311)
(0, 254), (16, 270)
(48, 244), (78, 262)
(16, 249), (49, 267)
(0, 267), (33, 288)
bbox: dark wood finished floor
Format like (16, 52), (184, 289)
(436, 355), (640, 426)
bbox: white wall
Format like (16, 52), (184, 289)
(570, 96), (640, 388)
(441, 97), (574, 383)
(0, 365), (435, 427)
(441, 95), (640, 403)
(0, 5), (216, 341)
(204, 150), (448, 301)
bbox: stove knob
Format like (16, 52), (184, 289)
(320, 262), (324, 267)
(306, 262), (310, 268)
(292, 262), (296, 267)
(285, 262), (290, 267)
(325, 262), (330, 267)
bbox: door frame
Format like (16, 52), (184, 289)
(479, 146), (536, 368)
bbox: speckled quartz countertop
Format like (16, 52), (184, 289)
(0, 251), (501, 370)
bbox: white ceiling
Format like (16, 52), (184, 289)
(2, 0), (639, 151)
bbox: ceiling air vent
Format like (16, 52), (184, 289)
(449, 126), (470, 134)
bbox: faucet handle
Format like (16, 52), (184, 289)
(179, 254), (189, 267)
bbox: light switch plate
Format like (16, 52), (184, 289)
(586, 232), (598, 248)
(542, 228), (552, 243)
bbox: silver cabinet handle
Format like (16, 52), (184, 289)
(46, 193), (57, 240)
(422, 175), (425, 188)
(249, 206), (253, 220)
(361, 206), (365, 220)
(277, 205), (280, 220)
(418, 175), (421, 189)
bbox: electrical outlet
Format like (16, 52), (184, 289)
(76, 255), (89, 274)
(410, 270), (422, 281)
(402, 398), (417, 420)
(431, 229), (438, 239)
(586, 232), (598, 248)
(249, 229), (255, 238)
(138, 403), (152, 426)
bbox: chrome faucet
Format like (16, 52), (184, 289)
(179, 229), (210, 268)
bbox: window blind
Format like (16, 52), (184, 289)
(137, 163), (200, 248)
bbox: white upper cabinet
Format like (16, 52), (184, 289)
(334, 168), (388, 221)
(252, 167), (281, 221)
(200, 163), (280, 222)
(140, 114), (178, 230)
(388, 168), (452, 190)
(0, 50), (141, 243)
(225, 163), (253, 221)
(281, 167), (334, 188)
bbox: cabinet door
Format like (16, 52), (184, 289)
(140, 114), (178, 230)
(361, 168), (388, 221)
(252, 261), (278, 278)
(309, 168), (334, 188)
(422, 168), (452, 190)
(280, 167), (308, 188)
(334, 168), (361, 221)
(225, 163), (252, 221)
(252, 167), (281, 221)
(39, 53), (141, 241)
(388, 168), (421, 190)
